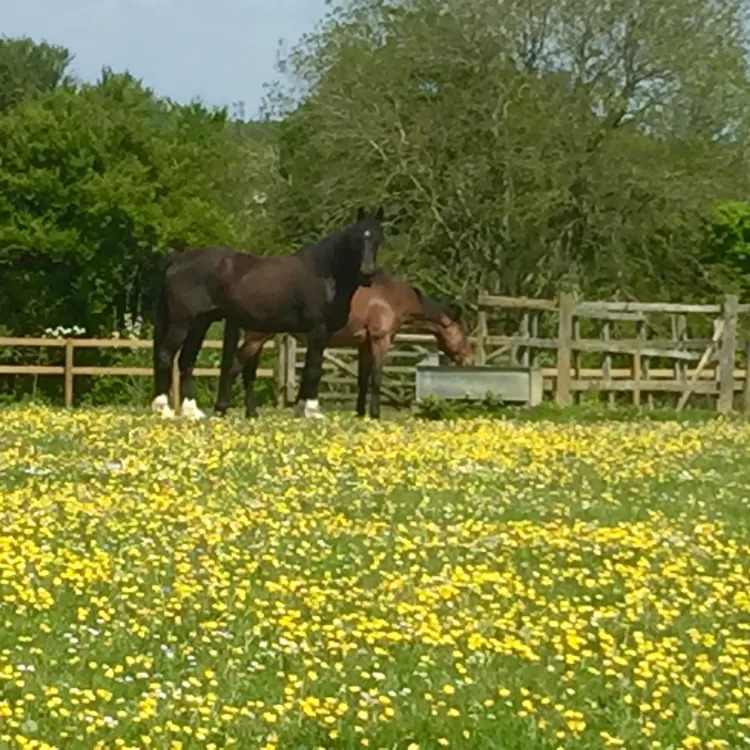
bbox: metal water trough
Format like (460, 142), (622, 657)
(415, 354), (543, 406)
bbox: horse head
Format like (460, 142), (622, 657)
(353, 206), (385, 286)
(435, 303), (474, 366)
(413, 288), (475, 366)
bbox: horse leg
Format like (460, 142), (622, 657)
(151, 269), (173, 416)
(214, 349), (245, 417)
(220, 334), (268, 418)
(214, 319), (240, 416)
(151, 322), (190, 418)
(178, 319), (210, 420)
(356, 343), (372, 418)
(241, 345), (264, 419)
(369, 335), (391, 420)
(293, 323), (327, 419)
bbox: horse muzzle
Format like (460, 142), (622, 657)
(455, 348), (475, 367)
(358, 267), (376, 286)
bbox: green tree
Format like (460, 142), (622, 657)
(263, 0), (750, 306)
(0, 70), (247, 334)
(0, 35), (73, 113)
(703, 201), (750, 295)
(222, 118), (292, 254)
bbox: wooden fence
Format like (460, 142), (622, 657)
(0, 336), (247, 410)
(476, 292), (750, 413)
(0, 332), (444, 410)
(3, 291), (750, 413)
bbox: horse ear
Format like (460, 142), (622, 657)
(357, 206), (365, 221)
(375, 206), (384, 221)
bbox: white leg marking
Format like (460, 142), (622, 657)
(294, 399), (324, 419)
(181, 397), (206, 420)
(151, 394), (175, 419)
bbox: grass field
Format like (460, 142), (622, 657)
(1, 406), (749, 749)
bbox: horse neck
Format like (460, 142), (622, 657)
(302, 226), (357, 282)
(402, 288), (444, 333)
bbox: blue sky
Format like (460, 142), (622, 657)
(0, 0), (330, 117)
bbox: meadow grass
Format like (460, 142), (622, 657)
(0, 406), (749, 749)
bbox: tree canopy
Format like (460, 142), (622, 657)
(2, 6), (750, 341)
(0, 61), (274, 334)
(0, 35), (73, 114)
(262, 0), (750, 304)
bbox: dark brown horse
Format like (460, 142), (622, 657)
(215, 270), (474, 419)
(151, 207), (384, 419)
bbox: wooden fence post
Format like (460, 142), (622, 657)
(171, 356), (180, 412)
(572, 316), (581, 405)
(529, 311), (539, 368)
(601, 320), (614, 407)
(556, 292), (575, 406)
(64, 339), (74, 409)
(476, 289), (488, 366)
(717, 294), (738, 414)
(275, 334), (286, 407)
(632, 320), (645, 406)
(644, 331), (654, 410)
(672, 314), (687, 386)
(518, 311), (530, 366)
(743, 337), (750, 416)
(284, 335), (297, 406)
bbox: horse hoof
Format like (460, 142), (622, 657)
(181, 398), (206, 420)
(151, 395), (175, 419)
(293, 399), (325, 419)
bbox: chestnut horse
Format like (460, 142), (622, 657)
(214, 270), (474, 419)
(151, 207), (384, 419)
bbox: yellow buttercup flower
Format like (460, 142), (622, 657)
(0, 407), (747, 748)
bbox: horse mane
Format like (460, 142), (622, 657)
(296, 216), (369, 276)
(411, 285), (462, 324)
(296, 223), (349, 260)
(368, 269), (462, 323)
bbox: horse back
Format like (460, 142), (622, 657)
(161, 245), (238, 320)
(221, 252), (326, 331)
(323, 280), (401, 345)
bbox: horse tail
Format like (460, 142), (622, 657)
(138, 250), (176, 322)
(149, 250), (179, 364)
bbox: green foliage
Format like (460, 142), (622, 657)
(414, 393), (509, 420)
(4, 409), (750, 748)
(4, 18), (750, 409)
(263, 0), (750, 310)
(704, 200), (750, 295)
(0, 69), (249, 334)
(414, 395), (730, 424)
(0, 35), (72, 113)
(0, 39), (288, 406)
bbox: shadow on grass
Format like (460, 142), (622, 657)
(413, 395), (743, 424)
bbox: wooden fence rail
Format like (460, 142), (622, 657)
(475, 291), (750, 414)
(3, 291), (750, 413)
(0, 332), (444, 411)
(0, 337), (274, 410)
